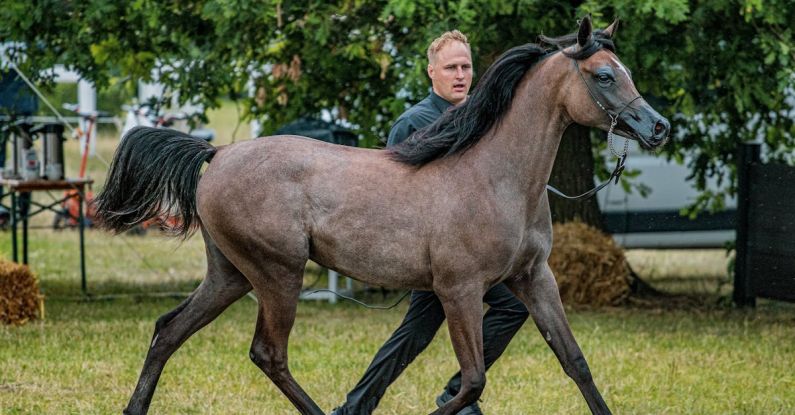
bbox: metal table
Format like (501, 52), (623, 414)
(1, 177), (93, 295)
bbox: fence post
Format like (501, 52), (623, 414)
(733, 142), (760, 307)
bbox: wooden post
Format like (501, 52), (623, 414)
(733, 142), (759, 307)
(78, 189), (87, 296)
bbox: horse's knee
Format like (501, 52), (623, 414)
(249, 343), (287, 378)
(565, 356), (593, 384)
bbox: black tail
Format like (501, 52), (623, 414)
(94, 126), (217, 237)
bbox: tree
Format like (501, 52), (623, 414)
(549, 125), (604, 226)
(2, 0), (793, 221)
(584, 0), (795, 214)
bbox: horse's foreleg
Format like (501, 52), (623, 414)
(505, 264), (612, 415)
(124, 230), (252, 415)
(431, 291), (486, 415)
(247, 266), (323, 415)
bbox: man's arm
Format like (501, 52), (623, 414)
(387, 118), (416, 148)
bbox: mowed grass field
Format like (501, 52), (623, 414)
(2, 105), (794, 414)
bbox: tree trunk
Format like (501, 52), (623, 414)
(548, 123), (604, 230)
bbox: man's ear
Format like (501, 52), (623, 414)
(427, 63), (434, 80)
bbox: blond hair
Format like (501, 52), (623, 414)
(427, 30), (470, 64)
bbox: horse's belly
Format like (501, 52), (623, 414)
(309, 226), (433, 290)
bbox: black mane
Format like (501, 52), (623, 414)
(389, 30), (615, 166)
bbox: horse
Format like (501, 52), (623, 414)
(95, 16), (669, 415)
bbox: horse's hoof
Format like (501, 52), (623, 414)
(436, 389), (484, 415)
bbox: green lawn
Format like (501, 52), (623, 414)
(2, 104), (794, 414)
(1, 226), (794, 414)
(1, 277), (793, 414)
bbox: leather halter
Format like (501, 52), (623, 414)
(544, 52), (642, 201)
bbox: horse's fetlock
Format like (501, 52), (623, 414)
(462, 372), (486, 397)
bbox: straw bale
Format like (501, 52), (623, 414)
(0, 259), (44, 325)
(549, 222), (630, 306)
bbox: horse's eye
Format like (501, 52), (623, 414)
(597, 73), (613, 84)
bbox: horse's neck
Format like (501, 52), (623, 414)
(468, 59), (570, 202)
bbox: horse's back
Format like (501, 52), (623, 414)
(196, 135), (435, 286)
(197, 134), (377, 225)
(200, 135), (401, 202)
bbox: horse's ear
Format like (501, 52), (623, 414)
(577, 15), (593, 47)
(604, 18), (619, 38)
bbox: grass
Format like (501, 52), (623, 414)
(2, 284), (794, 414)
(2, 104), (795, 414)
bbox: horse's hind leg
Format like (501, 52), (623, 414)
(504, 263), (612, 415)
(246, 261), (324, 415)
(124, 228), (252, 415)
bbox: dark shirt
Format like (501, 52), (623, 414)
(386, 91), (452, 147)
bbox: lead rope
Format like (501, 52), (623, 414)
(248, 288), (412, 310)
(305, 289), (411, 309)
(545, 154), (626, 200)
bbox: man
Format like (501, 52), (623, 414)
(386, 30), (473, 146)
(332, 30), (529, 415)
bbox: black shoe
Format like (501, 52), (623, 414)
(436, 389), (484, 415)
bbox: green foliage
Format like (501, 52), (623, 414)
(33, 81), (135, 118)
(1, 0), (793, 209)
(585, 0), (795, 213)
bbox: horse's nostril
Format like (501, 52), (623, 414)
(653, 119), (669, 138)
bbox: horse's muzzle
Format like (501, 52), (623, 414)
(647, 117), (671, 147)
(617, 108), (670, 150)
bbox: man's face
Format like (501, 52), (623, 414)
(428, 41), (473, 105)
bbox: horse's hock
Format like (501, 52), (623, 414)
(0, 259), (44, 325)
(549, 222), (631, 306)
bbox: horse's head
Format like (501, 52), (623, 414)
(558, 17), (670, 150)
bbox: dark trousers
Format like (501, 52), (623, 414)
(336, 283), (529, 414)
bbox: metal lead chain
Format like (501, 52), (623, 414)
(607, 114), (628, 158)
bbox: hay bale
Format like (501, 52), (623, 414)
(549, 222), (630, 306)
(0, 259), (44, 325)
